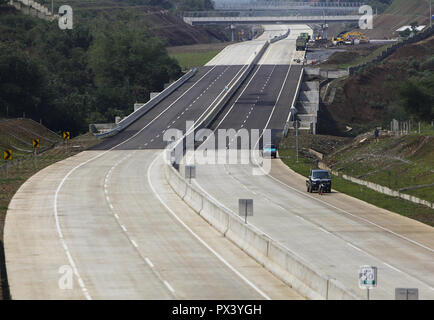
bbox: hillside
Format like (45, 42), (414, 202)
(0, 118), (100, 300)
(358, 0), (432, 38)
(319, 34), (434, 136)
(34, 0), (224, 46)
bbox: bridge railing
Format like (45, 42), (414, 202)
(183, 9), (361, 18)
(215, 1), (365, 10)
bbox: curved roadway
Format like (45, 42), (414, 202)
(4, 25), (303, 300)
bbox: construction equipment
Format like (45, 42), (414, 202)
(332, 31), (369, 46)
(296, 35), (308, 51)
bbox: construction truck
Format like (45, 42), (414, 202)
(296, 36), (308, 51)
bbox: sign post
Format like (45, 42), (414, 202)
(185, 165), (196, 184)
(3, 149), (12, 178)
(238, 199), (253, 224)
(395, 288), (419, 300)
(33, 138), (40, 167)
(359, 265), (377, 300)
(63, 131), (70, 152)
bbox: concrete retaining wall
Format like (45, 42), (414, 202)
(165, 163), (361, 300)
(96, 68), (198, 139)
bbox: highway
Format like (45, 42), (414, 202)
(4, 25), (303, 299)
(188, 26), (434, 300)
(6, 21), (433, 301)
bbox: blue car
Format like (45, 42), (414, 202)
(263, 144), (277, 158)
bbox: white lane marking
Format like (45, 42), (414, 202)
(212, 49), (273, 130)
(253, 60), (294, 150)
(264, 171), (434, 253)
(131, 240), (138, 248)
(114, 213), (119, 220)
(164, 281), (175, 293)
(347, 242), (364, 253)
(145, 257), (154, 268)
(109, 204), (114, 210)
(383, 262), (403, 273)
(54, 166), (92, 300)
(121, 225), (127, 232)
(106, 196), (110, 203)
(52, 65), (224, 299)
(148, 153), (271, 300)
(318, 227), (331, 235)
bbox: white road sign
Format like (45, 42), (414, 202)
(359, 265), (377, 289)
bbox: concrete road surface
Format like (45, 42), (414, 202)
(5, 150), (303, 299)
(4, 26), (305, 299)
(191, 158), (434, 299)
(189, 23), (434, 299)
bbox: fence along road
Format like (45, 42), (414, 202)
(4, 27), (303, 299)
(189, 27), (434, 300)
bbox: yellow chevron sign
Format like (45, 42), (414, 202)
(33, 138), (40, 149)
(63, 131), (71, 140)
(3, 149), (12, 161)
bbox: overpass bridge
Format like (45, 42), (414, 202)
(183, 15), (361, 26)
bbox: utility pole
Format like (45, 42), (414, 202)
(426, 0), (433, 28)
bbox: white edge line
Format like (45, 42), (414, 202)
(148, 152), (271, 300)
(52, 64), (223, 300)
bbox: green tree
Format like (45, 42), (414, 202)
(399, 74), (434, 121)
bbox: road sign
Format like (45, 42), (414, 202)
(239, 199), (253, 224)
(395, 288), (419, 300)
(3, 149), (12, 161)
(63, 131), (71, 140)
(33, 138), (40, 149)
(185, 165), (196, 181)
(359, 265), (377, 289)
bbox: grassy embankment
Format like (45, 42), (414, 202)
(167, 43), (230, 70)
(279, 131), (434, 227)
(0, 119), (100, 300)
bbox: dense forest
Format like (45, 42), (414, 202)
(0, 6), (183, 134)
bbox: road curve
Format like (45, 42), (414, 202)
(4, 25), (303, 300)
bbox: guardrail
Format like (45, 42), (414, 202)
(96, 68), (198, 139)
(184, 15), (361, 25)
(284, 67), (304, 136)
(270, 29), (290, 44)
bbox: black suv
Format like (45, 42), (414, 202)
(306, 169), (332, 193)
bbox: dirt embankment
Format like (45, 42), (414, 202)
(356, 0), (431, 39)
(319, 35), (434, 136)
(145, 11), (227, 46)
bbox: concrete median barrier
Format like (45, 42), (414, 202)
(225, 215), (270, 265)
(165, 163), (361, 300)
(199, 199), (230, 235)
(183, 182), (203, 213)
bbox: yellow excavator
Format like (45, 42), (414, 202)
(332, 31), (369, 46)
